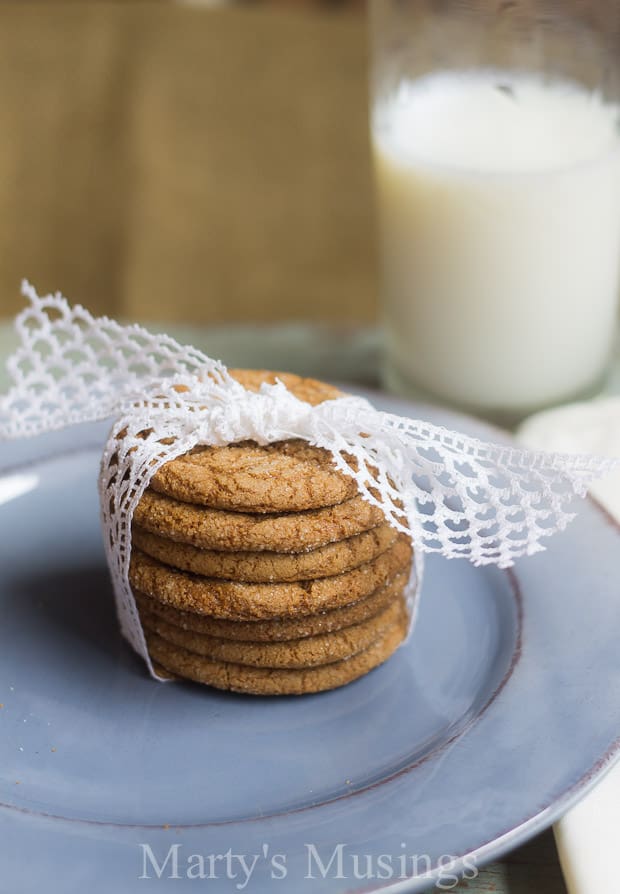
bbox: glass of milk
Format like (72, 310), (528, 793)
(370, 0), (620, 423)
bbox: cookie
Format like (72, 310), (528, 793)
(131, 523), (397, 583)
(150, 439), (360, 513)
(145, 604), (409, 695)
(229, 369), (342, 406)
(132, 490), (386, 553)
(133, 571), (408, 641)
(151, 661), (179, 681)
(140, 595), (405, 669)
(149, 368), (357, 514)
(129, 534), (413, 620)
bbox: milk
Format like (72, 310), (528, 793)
(372, 71), (620, 416)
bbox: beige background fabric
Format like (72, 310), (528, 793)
(0, 3), (377, 324)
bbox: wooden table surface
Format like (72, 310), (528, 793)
(0, 4), (377, 328)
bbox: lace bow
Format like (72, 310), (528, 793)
(1, 283), (615, 676)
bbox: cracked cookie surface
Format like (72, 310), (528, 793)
(149, 369), (360, 513)
(146, 603), (408, 695)
(140, 596), (405, 669)
(132, 522), (397, 582)
(129, 535), (413, 619)
(133, 490), (386, 553)
(133, 571), (408, 641)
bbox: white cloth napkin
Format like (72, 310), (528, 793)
(518, 397), (620, 894)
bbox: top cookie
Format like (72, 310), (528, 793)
(229, 369), (341, 406)
(150, 370), (360, 513)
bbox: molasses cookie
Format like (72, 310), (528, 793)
(140, 596), (406, 669)
(146, 604), (409, 695)
(133, 490), (386, 553)
(129, 535), (413, 620)
(131, 523), (397, 583)
(133, 571), (409, 642)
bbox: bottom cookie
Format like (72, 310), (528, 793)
(145, 607), (408, 695)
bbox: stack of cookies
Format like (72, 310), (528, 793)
(129, 370), (413, 695)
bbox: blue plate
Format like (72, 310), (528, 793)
(1, 394), (620, 894)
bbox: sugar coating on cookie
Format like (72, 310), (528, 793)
(132, 522), (397, 583)
(140, 596), (406, 669)
(130, 535), (413, 620)
(150, 440), (361, 513)
(133, 490), (387, 553)
(146, 605), (409, 695)
(134, 571), (408, 641)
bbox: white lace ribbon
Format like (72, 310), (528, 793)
(1, 283), (616, 679)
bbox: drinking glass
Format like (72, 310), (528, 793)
(370, 0), (620, 423)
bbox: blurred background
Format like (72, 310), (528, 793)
(0, 0), (374, 325)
